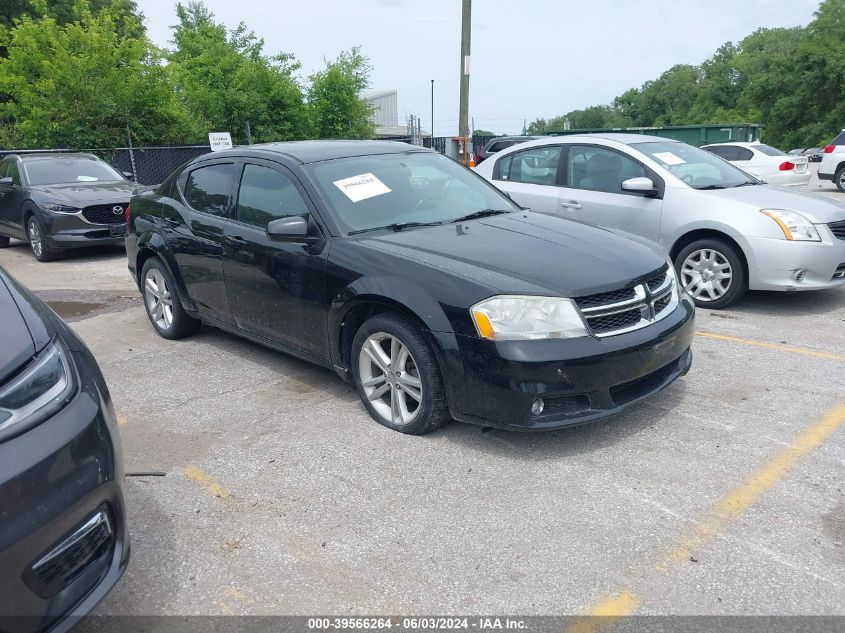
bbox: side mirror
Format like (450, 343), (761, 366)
(0, 177), (13, 186)
(621, 177), (657, 196)
(266, 216), (319, 243)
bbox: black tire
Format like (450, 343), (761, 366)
(0, 235), (9, 248)
(140, 257), (200, 340)
(351, 313), (450, 435)
(835, 165), (845, 193)
(26, 215), (63, 262)
(674, 238), (747, 309)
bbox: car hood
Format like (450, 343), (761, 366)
(357, 212), (667, 297)
(30, 181), (136, 205)
(702, 184), (845, 223)
(0, 273), (36, 385)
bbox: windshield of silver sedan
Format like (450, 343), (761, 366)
(305, 152), (519, 234)
(632, 141), (760, 190)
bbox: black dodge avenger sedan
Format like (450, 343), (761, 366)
(0, 265), (128, 631)
(127, 141), (694, 434)
(0, 153), (134, 262)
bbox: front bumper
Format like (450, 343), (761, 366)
(39, 211), (126, 250)
(435, 295), (695, 430)
(746, 230), (845, 291)
(0, 347), (128, 633)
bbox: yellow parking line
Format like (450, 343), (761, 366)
(695, 331), (845, 362)
(658, 400), (845, 571)
(574, 402), (845, 621)
(182, 465), (233, 500)
(566, 592), (640, 633)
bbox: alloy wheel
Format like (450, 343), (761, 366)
(143, 268), (174, 330)
(680, 248), (733, 302)
(27, 219), (42, 259)
(358, 332), (423, 426)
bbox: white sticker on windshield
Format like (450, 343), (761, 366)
(653, 152), (686, 165)
(333, 173), (391, 203)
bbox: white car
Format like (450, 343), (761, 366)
(701, 142), (810, 187)
(474, 134), (845, 308)
(819, 129), (845, 192)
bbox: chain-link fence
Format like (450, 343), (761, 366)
(0, 145), (212, 185)
(423, 135), (499, 159)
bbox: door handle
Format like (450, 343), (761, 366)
(227, 235), (246, 242)
(560, 200), (581, 210)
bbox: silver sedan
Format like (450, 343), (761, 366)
(474, 133), (845, 308)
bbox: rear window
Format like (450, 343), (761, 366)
(832, 131), (845, 145)
(754, 144), (787, 157)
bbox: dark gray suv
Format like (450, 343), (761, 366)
(0, 153), (135, 262)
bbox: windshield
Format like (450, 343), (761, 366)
(305, 151), (519, 234)
(24, 156), (124, 186)
(632, 141), (757, 189)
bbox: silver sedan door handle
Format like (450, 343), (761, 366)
(560, 200), (581, 210)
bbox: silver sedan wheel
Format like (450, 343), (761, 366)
(27, 219), (42, 258)
(143, 268), (174, 330)
(838, 170), (845, 189)
(680, 249), (733, 301)
(358, 332), (423, 426)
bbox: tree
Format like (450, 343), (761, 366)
(1, 0), (143, 39)
(0, 3), (196, 148)
(473, 128), (496, 137)
(525, 0), (845, 149)
(307, 47), (375, 139)
(168, 1), (309, 143)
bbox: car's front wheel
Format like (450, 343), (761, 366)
(351, 313), (450, 435)
(141, 257), (200, 339)
(835, 165), (845, 193)
(675, 238), (747, 309)
(27, 216), (62, 262)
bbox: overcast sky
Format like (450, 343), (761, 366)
(136, 0), (821, 136)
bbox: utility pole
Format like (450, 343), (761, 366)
(430, 79), (434, 140)
(458, 0), (471, 139)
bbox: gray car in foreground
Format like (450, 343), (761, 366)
(475, 133), (845, 308)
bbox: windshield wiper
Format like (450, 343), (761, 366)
(450, 209), (511, 223)
(694, 184), (730, 190)
(348, 221), (444, 235)
(732, 180), (762, 187)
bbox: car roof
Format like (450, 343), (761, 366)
(15, 152), (101, 161)
(210, 140), (430, 165)
(701, 142), (761, 147)
(543, 132), (677, 145)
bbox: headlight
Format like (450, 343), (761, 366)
(0, 341), (75, 441)
(470, 295), (588, 340)
(42, 202), (80, 214)
(665, 258), (683, 296)
(760, 209), (821, 241)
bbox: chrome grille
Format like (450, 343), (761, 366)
(82, 204), (128, 225)
(830, 221), (845, 240)
(574, 267), (677, 338)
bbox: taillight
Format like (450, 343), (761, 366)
(823, 144), (836, 153)
(779, 161), (795, 171)
(124, 204), (131, 225)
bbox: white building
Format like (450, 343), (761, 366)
(363, 90), (430, 139)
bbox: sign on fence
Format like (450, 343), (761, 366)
(208, 132), (233, 152)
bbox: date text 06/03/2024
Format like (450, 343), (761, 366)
(306, 618), (528, 630)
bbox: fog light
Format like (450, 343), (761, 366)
(531, 398), (545, 416)
(792, 269), (806, 282)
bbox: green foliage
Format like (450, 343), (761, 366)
(307, 47), (375, 139)
(528, 0), (845, 148)
(473, 128), (496, 136)
(168, 1), (309, 143)
(0, 2), (196, 148)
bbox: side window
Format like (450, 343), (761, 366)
(236, 164), (309, 228)
(6, 161), (21, 185)
(567, 145), (647, 194)
(735, 147), (754, 161)
(498, 146), (561, 185)
(183, 164), (236, 216)
(486, 142), (505, 153)
(705, 146), (730, 160)
(0, 160), (7, 179)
